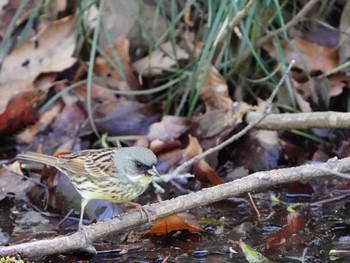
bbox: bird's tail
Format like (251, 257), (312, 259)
(17, 152), (61, 167)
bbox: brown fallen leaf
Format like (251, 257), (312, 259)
(264, 37), (339, 73)
(183, 135), (224, 185)
(0, 91), (39, 135)
(0, 15), (76, 83)
(199, 65), (233, 112)
(264, 211), (307, 249)
(148, 212), (202, 235)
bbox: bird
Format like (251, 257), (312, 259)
(17, 146), (159, 230)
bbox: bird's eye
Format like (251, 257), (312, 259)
(135, 161), (145, 169)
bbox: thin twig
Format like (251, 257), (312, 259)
(162, 60), (295, 182)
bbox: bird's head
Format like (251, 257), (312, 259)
(112, 146), (159, 186)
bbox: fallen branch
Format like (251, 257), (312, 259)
(1, 156), (350, 258)
(245, 111), (350, 130)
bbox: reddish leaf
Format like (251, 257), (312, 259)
(183, 135), (224, 185)
(0, 91), (39, 135)
(265, 211), (307, 249)
(148, 213), (202, 235)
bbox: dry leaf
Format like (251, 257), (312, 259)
(264, 38), (338, 73)
(16, 102), (63, 144)
(199, 66), (233, 112)
(0, 91), (39, 135)
(183, 135), (224, 185)
(0, 15), (76, 83)
(133, 41), (189, 76)
(148, 115), (192, 141)
(148, 212), (202, 235)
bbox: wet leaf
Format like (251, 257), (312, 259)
(148, 212), (202, 235)
(239, 240), (272, 263)
(236, 129), (281, 172)
(265, 211), (307, 249)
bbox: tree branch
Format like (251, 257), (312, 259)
(245, 111), (350, 130)
(1, 156), (350, 258)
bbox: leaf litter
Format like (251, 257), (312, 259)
(1, 1), (350, 262)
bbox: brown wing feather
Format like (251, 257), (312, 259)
(59, 148), (118, 180)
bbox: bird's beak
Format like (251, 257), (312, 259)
(147, 165), (160, 177)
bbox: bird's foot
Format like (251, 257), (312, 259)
(125, 201), (155, 223)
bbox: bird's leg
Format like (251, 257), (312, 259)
(124, 201), (154, 223)
(79, 198), (89, 231)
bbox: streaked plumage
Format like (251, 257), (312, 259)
(17, 146), (158, 229)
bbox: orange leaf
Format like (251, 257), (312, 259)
(148, 212), (202, 235)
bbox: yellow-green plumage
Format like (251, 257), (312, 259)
(17, 147), (158, 229)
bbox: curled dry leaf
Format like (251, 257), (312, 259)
(148, 212), (202, 235)
(148, 115), (192, 142)
(94, 37), (140, 90)
(264, 38), (338, 73)
(199, 66), (233, 112)
(183, 135), (224, 185)
(0, 15), (76, 84)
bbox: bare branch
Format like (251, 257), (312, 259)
(1, 156), (349, 258)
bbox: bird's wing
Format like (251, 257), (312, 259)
(59, 148), (118, 181)
(83, 148), (118, 180)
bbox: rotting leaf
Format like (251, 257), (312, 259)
(264, 211), (307, 249)
(239, 240), (272, 263)
(0, 15), (76, 84)
(148, 115), (192, 142)
(183, 135), (224, 185)
(148, 212), (202, 235)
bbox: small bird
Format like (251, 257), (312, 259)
(17, 146), (159, 230)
